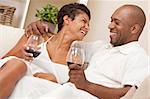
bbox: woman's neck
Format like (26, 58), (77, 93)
(53, 30), (75, 50)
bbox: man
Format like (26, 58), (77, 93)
(68, 4), (148, 99)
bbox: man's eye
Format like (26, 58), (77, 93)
(115, 22), (119, 25)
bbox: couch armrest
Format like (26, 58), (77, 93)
(0, 25), (24, 58)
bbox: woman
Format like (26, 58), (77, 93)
(1, 3), (91, 98)
(32, 3), (90, 83)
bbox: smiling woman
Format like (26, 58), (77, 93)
(0, 2), (91, 98)
(2, 2), (91, 85)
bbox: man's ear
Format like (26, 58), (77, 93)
(131, 24), (141, 34)
(63, 15), (71, 25)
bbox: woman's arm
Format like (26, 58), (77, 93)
(33, 72), (57, 83)
(3, 34), (28, 59)
(3, 20), (54, 59)
(0, 59), (27, 99)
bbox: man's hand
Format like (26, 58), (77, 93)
(25, 20), (55, 38)
(68, 64), (88, 90)
(68, 64), (131, 99)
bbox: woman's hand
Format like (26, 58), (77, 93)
(21, 46), (34, 61)
(33, 72), (57, 83)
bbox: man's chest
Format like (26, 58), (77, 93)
(88, 49), (128, 78)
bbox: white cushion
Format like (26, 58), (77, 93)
(0, 25), (24, 58)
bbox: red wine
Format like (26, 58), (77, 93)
(25, 49), (41, 58)
(67, 61), (82, 66)
(67, 61), (74, 66)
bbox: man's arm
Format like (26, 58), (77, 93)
(69, 64), (131, 99)
(84, 81), (131, 99)
(25, 20), (54, 39)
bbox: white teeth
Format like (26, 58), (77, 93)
(81, 31), (86, 35)
(110, 32), (116, 36)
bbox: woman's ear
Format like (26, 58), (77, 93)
(63, 15), (71, 25)
(131, 24), (141, 34)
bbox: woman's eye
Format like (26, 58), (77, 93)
(82, 19), (86, 23)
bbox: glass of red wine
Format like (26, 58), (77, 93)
(25, 34), (44, 58)
(66, 41), (85, 69)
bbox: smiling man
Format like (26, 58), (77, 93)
(109, 5), (146, 47)
(68, 4), (148, 99)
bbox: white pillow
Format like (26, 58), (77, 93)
(0, 25), (24, 58)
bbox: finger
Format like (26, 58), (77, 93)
(69, 75), (79, 83)
(33, 72), (43, 77)
(69, 64), (81, 70)
(33, 73), (39, 77)
(23, 51), (33, 57)
(24, 56), (33, 61)
(69, 70), (81, 77)
(25, 25), (32, 37)
(23, 46), (33, 57)
(37, 21), (48, 34)
(31, 22), (41, 35)
(23, 47), (34, 61)
(42, 21), (49, 33)
(24, 55), (34, 61)
(28, 25), (34, 36)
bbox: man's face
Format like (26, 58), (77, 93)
(68, 12), (90, 40)
(108, 8), (133, 46)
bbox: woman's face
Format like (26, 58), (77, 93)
(67, 12), (90, 40)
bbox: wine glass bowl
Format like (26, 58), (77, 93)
(25, 48), (41, 58)
(66, 41), (85, 68)
(25, 34), (44, 58)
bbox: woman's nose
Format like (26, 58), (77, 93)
(85, 23), (90, 31)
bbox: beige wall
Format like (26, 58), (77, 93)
(24, 0), (78, 28)
(148, 0), (150, 55)
(84, 0), (149, 55)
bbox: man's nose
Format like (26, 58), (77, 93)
(108, 22), (115, 29)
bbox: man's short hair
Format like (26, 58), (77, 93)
(121, 4), (146, 33)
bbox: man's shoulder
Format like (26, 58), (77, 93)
(130, 43), (147, 56)
(90, 40), (110, 48)
(120, 41), (147, 56)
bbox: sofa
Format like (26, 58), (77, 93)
(0, 24), (149, 99)
(0, 24), (24, 58)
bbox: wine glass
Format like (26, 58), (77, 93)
(25, 34), (44, 58)
(66, 41), (85, 69)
